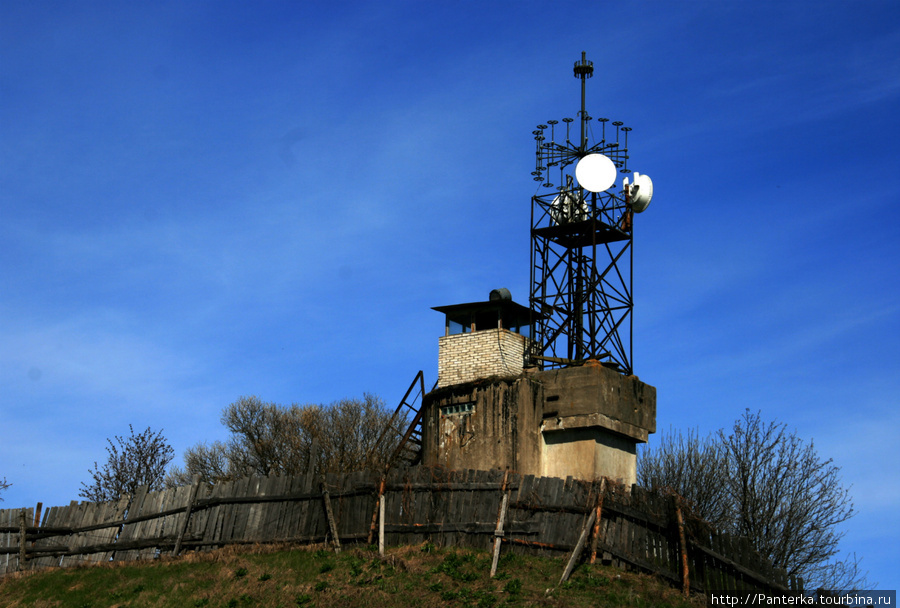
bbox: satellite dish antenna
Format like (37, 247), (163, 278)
(575, 153), (617, 193)
(628, 172), (653, 213)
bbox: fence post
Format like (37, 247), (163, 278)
(674, 495), (690, 597)
(378, 495), (385, 557)
(589, 477), (606, 564)
(368, 476), (386, 545)
(173, 474), (202, 557)
(18, 509), (27, 571)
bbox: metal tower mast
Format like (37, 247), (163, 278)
(528, 52), (637, 374)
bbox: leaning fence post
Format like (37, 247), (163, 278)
(490, 470), (510, 578)
(321, 477), (341, 554)
(674, 495), (690, 597)
(560, 507), (597, 585)
(173, 474), (202, 557)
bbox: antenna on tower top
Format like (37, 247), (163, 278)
(573, 51), (594, 153)
(528, 53), (655, 375)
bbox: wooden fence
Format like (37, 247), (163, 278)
(0, 466), (801, 595)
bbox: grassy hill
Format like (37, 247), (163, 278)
(0, 543), (704, 608)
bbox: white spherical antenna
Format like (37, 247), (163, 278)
(575, 153), (617, 193)
(630, 172), (653, 213)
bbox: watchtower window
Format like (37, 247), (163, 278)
(448, 317), (471, 335)
(475, 310), (500, 331)
(440, 402), (475, 416)
(435, 291), (536, 337)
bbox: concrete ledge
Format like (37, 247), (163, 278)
(540, 411), (650, 443)
(536, 362), (656, 434)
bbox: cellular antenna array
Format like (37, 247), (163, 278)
(529, 52), (653, 375)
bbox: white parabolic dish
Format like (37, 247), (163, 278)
(575, 153), (617, 193)
(630, 172), (653, 213)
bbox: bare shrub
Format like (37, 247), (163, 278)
(79, 425), (174, 502)
(167, 393), (403, 486)
(637, 426), (730, 525)
(638, 410), (866, 591)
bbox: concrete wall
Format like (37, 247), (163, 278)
(540, 427), (638, 486)
(421, 377), (542, 475)
(436, 329), (527, 388)
(538, 362), (656, 441)
(422, 363), (656, 484)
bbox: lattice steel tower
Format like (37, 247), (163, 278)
(528, 53), (653, 375)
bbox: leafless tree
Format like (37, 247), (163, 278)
(637, 427), (731, 526)
(317, 395), (403, 473)
(718, 410), (861, 589)
(79, 425), (175, 502)
(166, 394), (403, 486)
(0, 477), (9, 501)
(638, 410), (867, 591)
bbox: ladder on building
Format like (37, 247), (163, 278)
(372, 370), (428, 469)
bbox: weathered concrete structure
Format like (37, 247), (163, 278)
(424, 291), (656, 485)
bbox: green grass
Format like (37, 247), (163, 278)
(0, 543), (704, 608)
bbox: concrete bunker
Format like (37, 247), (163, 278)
(423, 290), (656, 486)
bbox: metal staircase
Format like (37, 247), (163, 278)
(372, 370), (428, 469)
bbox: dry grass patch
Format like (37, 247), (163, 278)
(1, 542), (706, 608)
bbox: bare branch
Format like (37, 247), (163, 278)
(79, 425), (175, 502)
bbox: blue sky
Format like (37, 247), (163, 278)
(2, 0), (898, 588)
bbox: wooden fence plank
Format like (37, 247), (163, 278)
(137, 488), (166, 560)
(233, 477), (255, 543)
(281, 474), (301, 541)
(141, 489), (166, 560)
(463, 470), (485, 549)
(221, 478), (242, 544)
(0, 510), (9, 573)
(267, 475), (288, 542)
(0, 509), (15, 573)
(32, 505), (60, 570)
(200, 481), (224, 551)
(114, 486), (145, 562)
(546, 476), (568, 549)
(59, 502), (88, 568)
(173, 476), (202, 556)
(94, 495), (128, 564)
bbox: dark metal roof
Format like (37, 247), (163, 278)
(432, 299), (535, 319)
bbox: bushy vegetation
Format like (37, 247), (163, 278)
(166, 393), (404, 486)
(79, 425), (174, 502)
(638, 410), (866, 591)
